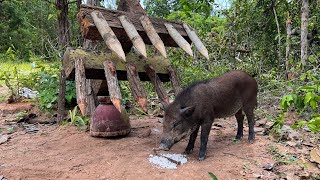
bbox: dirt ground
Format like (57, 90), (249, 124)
(0, 102), (319, 180)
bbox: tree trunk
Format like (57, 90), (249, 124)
(285, 18), (294, 80)
(83, 0), (99, 49)
(273, 5), (282, 67)
(55, 0), (70, 48)
(56, 0), (70, 121)
(57, 66), (66, 123)
(301, 0), (309, 67)
(117, 0), (146, 15)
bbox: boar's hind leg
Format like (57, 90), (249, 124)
(184, 125), (200, 154)
(235, 109), (244, 140)
(244, 106), (255, 144)
(199, 120), (214, 161)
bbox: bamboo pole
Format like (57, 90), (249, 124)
(91, 11), (126, 62)
(183, 24), (209, 60)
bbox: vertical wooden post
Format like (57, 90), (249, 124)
(103, 61), (122, 112)
(145, 64), (170, 106)
(126, 63), (148, 112)
(57, 66), (66, 123)
(75, 58), (87, 116)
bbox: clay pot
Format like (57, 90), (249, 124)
(90, 96), (131, 137)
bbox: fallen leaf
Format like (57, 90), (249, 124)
(0, 135), (9, 145)
(310, 148), (320, 164)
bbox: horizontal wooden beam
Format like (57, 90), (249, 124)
(63, 48), (171, 82)
(77, 4), (191, 50)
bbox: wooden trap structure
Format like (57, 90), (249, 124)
(62, 1), (209, 117)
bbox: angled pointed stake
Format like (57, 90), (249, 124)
(91, 11), (126, 62)
(119, 15), (147, 58)
(139, 15), (167, 58)
(165, 23), (193, 57)
(183, 24), (209, 60)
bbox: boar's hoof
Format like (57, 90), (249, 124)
(248, 139), (254, 144)
(184, 149), (193, 154)
(198, 156), (206, 161)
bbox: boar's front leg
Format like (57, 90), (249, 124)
(199, 120), (214, 161)
(184, 125), (200, 154)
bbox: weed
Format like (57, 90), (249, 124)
(267, 145), (297, 164)
(68, 106), (90, 129)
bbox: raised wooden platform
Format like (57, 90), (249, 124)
(64, 48), (171, 82)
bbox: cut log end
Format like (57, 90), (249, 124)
(78, 101), (87, 116)
(136, 97), (148, 112)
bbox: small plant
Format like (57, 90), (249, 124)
(68, 106), (90, 129)
(277, 69), (320, 133)
(208, 172), (218, 180)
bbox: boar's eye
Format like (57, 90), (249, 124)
(180, 106), (195, 118)
(172, 119), (183, 128)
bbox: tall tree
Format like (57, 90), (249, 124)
(56, 0), (70, 48)
(300, 0), (309, 66)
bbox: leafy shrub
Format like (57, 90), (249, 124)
(279, 69), (320, 133)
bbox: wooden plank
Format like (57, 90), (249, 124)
(77, 4), (191, 48)
(103, 61), (122, 112)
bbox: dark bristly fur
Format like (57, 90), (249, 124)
(159, 70), (258, 161)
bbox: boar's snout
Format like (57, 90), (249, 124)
(159, 138), (174, 151)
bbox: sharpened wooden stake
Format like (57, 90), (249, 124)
(165, 23), (193, 57)
(103, 61), (122, 112)
(183, 24), (209, 60)
(119, 15), (147, 58)
(126, 63), (148, 112)
(140, 15), (167, 58)
(167, 66), (182, 96)
(145, 64), (170, 106)
(75, 58), (87, 116)
(91, 11), (126, 62)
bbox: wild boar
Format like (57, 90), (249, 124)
(159, 70), (258, 160)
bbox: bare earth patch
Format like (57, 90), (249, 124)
(0, 104), (319, 179)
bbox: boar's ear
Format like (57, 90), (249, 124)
(180, 106), (195, 118)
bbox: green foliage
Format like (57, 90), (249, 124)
(0, 49), (76, 111)
(279, 69), (320, 133)
(68, 106), (90, 129)
(208, 172), (218, 180)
